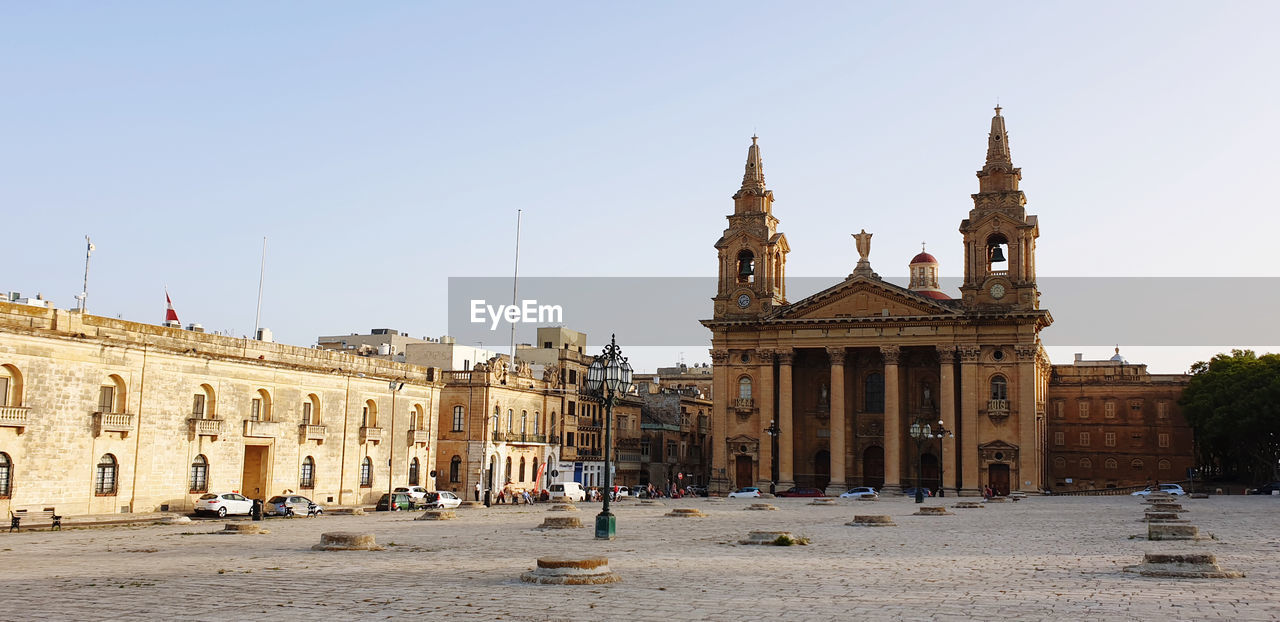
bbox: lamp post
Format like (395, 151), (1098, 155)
(387, 379), (404, 510)
(584, 334), (633, 540)
(908, 420), (932, 504)
(764, 419), (780, 495)
(932, 419), (954, 498)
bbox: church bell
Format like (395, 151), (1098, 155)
(988, 245), (1007, 263)
(738, 259), (754, 278)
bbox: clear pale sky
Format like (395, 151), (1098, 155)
(3, 2), (1277, 373)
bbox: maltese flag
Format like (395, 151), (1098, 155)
(165, 289), (180, 325)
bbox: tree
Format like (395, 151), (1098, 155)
(1180, 350), (1280, 483)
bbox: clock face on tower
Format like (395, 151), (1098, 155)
(737, 293), (751, 308)
(989, 283), (1006, 300)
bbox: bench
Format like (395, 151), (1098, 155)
(9, 508), (61, 532)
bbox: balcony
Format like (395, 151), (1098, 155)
(578, 449), (602, 459)
(491, 432), (548, 444)
(548, 434), (562, 444)
(577, 423), (602, 432)
(299, 424), (326, 443)
(986, 399), (1011, 419)
(0, 406), (30, 432)
(189, 417), (224, 439)
(408, 428), (430, 446)
(733, 398), (754, 412)
(243, 419), (282, 438)
(360, 426), (383, 444)
(92, 411), (135, 438)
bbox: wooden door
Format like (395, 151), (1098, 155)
(735, 455), (754, 489)
(989, 464), (1010, 496)
(813, 450), (830, 490)
(862, 446), (884, 490)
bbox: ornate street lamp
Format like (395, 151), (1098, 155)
(932, 419), (954, 498)
(584, 334), (633, 540)
(909, 420), (932, 504)
(764, 419), (780, 495)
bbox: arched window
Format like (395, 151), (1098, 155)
(452, 405), (465, 432)
(532, 457), (539, 483)
(360, 457), (372, 487)
(413, 404), (425, 430)
(864, 373), (884, 413)
(1053, 457), (1066, 469)
(95, 454), (118, 495)
(409, 457), (420, 486)
(363, 400), (378, 427)
(533, 411), (540, 435)
(521, 410), (528, 435)
(990, 376), (1008, 401)
(450, 455), (462, 483)
(98, 375), (126, 413)
(491, 406), (500, 433)
(504, 456), (512, 483)
(1130, 459), (1144, 470)
(1158, 459), (1171, 471)
(1079, 457), (1092, 469)
(736, 249), (755, 283)
(251, 388), (273, 421)
(738, 376), (752, 400)
(0, 364), (23, 407)
(986, 233), (1009, 270)
(519, 457), (526, 482)
(302, 393), (320, 425)
(550, 412), (558, 437)
(189, 455), (208, 493)
(300, 456), (315, 489)
(0, 452), (11, 497)
(1104, 458), (1117, 470)
(507, 409), (514, 433)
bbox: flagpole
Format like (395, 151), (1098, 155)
(253, 237), (267, 340)
(508, 210), (521, 373)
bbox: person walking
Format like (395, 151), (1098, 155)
(475, 482), (481, 502)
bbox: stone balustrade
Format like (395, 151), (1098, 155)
(92, 411), (136, 437)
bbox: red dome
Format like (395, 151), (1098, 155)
(914, 289), (951, 300)
(910, 252), (938, 264)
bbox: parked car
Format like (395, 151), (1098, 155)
(614, 486), (631, 498)
(376, 492), (415, 511)
(395, 486), (430, 500)
(778, 487), (825, 498)
(548, 482), (586, 502)
(727, 486), (761, 498)
(1248, 482), (1280, 495)
(1131, 484), (1186, 496)
(903, 487), (933, 498)
(422, 491), (462, 509)
(194, 492), (253, 517)
(265, 495), (322, 516)
(839, 487), (878, 499)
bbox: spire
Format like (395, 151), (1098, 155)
(735, 135), (767, 198)
(985, 105), (1012, 167)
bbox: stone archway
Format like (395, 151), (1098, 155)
(862, 446), (884, 490)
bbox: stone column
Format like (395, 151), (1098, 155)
(1016, 344), (1039, 493)
(958, 346), (982, 496)
(777, 349), (795, 489)
(880, 345), (901, 493)
(754, 349), (776, 491)
(937, 346), (957, 496)
(709, 349), (731, 494)
(825, 347), (847, 496)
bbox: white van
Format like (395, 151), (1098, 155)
(548, 482), (586, 502)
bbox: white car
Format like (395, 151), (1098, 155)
(423, 491), (462, 509)
(839, 486), (878, 499)
(194, 492), (253, 517)
(1131, 484), (1186, 496)
(727, 486), (762, 498)
(395, 486), (430, 500)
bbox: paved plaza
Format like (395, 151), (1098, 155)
(1, 495), (1277, 621)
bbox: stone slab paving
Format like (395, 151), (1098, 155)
(0, 496), (1277, 621)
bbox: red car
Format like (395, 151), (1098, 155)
(777, 487), (826, 497)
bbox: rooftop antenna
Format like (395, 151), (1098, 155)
(253, 236), (267, 340)
(78, 235), (95, 312)
(508, 209), (522, 372)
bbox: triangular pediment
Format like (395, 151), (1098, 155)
(978, 440), (1019, 451)
(778, 277), (955, 320)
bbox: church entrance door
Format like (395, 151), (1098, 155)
(862, 446), (884, 490)
(735, 455), (754, 489)
(813, 450), (830, 490)
(989, 464), (1010, 496)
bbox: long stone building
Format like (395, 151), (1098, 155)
(0, 301), (442, 516)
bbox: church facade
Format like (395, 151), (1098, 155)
(703, 108), (1052, 497)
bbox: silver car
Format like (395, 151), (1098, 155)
(265, 494), (323, 516)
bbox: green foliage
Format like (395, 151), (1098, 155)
(1180, 349), (1280, 482)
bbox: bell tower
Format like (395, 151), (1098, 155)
(959, 107), (1040, 310)
(713, 136), (789, 319)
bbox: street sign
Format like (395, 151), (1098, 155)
(677, 473), (684, 480)
(551, 469), (559, 478)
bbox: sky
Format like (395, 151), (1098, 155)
(3, 2), (1278, 373)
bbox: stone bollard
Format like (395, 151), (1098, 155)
(665, 508), (706, 518)
(913, 506), (954, 516)
(809, 498), (838, 506)
(746, 503), (778, 511)
(458, 501), (484, 508)
(1149, 502), (1185, 512)
(986, 497), (1009, 503)
(952, 501), (985, 509)
(756, 493), (776, 499)
(521, 556), (621, 585)
(221, 523), (267, 535)
(740, 530), (798, 545)
(415, 510), (456, 521)
(639, 499), (663, 506)
(548, 504), (579, 512)
(537, 516), (583, 529)
(856, 495), (878, 502)
(846, 515), (896, 527)
(1124, 553), (1242, 578)
(1147, 523), (1204, 540)
(1190, 492), (1210, 499)
(1142, 511), (1186, 523)
(312, 532), (381, 550)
